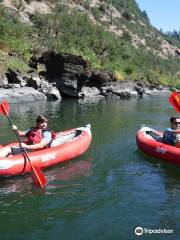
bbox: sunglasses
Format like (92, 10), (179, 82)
(173, 122), (180, 125)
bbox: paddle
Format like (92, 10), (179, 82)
(169, 91), (180, 112)
(0, 100), (47, 188)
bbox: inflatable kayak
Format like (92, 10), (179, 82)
(136, 126), (180, 166)
(0, 124), (92, 176)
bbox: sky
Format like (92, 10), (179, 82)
(136, 0), (180, 32)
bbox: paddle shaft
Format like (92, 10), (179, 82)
(6, 115), (22, 142)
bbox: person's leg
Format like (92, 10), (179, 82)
(11, 147), (26, 155)
(0, 147), (12, 158)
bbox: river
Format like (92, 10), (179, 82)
(0, 94), (180, 240)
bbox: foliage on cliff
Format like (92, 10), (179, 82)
(0, 0), (180, 88)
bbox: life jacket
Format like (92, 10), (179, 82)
(26, 127), (57, 145)
(162, 128), (176, 146)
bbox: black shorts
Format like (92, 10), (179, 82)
(11, 146), (30, 155)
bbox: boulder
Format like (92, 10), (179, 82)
(88, 70), (115, 87)
(0, 74), (8, 87)
(112, 90), (138, 99)
(6, 69), (27, 86)
(81, 86), (102, 99)
(101, 81), (140, 99)
(46, 86), (62, 101)
(28, 72), (41, 89)
(0, 87), (47, 103)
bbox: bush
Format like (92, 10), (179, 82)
(99, 3), (106, 13)
(91, 7), (101, 21)
(6, 57), (31, 72)
(0, 6), (33, 60)
(122, 11), (132, 21)
(114, 70), (124, 80)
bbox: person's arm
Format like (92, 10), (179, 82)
(175, 143), (180, 147)
(22, 140), (48, 150)
(12, 125), (26, 137)
(21, 131), (52, 150)
(174, 130), (180, 134)
(174, 130), (180, 147)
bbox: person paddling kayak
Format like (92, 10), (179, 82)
(0, 115), (56, 158)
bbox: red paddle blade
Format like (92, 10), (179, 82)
(31, 164), (47, 188)
(0, 100), (10, 116)
(169, 91), (180, 112)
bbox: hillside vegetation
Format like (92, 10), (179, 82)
(0, 0), (180, 88)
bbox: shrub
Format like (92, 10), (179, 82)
(91, 7), (101, 21)
(114, 70), (124, 80)
(6, 57), (31, 72)
(122, 11), (132, 21)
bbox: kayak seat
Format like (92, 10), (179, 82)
(50, 129), (82, 147)
(74, 130), (82, 137)
(146, 131), (162, 142)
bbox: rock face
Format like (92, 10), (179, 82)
(0, 50), (169, 103)
(36, 51), (169, 100)
(100, 81), (139, 99)
(1, 66), (61, 103)
(46, 86), (62, 101)
(37, 51), (90, 97)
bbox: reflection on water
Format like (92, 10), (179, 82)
(10, 101), (62, 126)
(46, 159), (92, 182)
(0, 158), (92, 195)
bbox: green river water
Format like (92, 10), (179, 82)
(0, 95), (180, 240)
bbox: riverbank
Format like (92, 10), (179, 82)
(0, 51), (170, 103)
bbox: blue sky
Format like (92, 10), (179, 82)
(136, 0), (180, 32)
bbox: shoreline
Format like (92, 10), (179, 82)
(0, 51), (171, 104)
(0, 86), (170, 104)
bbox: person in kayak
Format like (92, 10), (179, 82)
(0, 115), (56, 157)
(162, 116), (180, 146)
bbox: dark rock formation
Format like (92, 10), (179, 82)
(37, 51), (89, 97)
(0, 50), (169, 103)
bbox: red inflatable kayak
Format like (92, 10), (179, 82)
(0, 124), (92, 176)
(136, 126), (180, 166)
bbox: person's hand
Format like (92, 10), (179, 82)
(12, 125), (18, 131)
(175, 130), (180, 134)
(21, 143), (27, 148)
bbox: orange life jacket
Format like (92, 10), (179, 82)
(26, 127), (57, 145)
